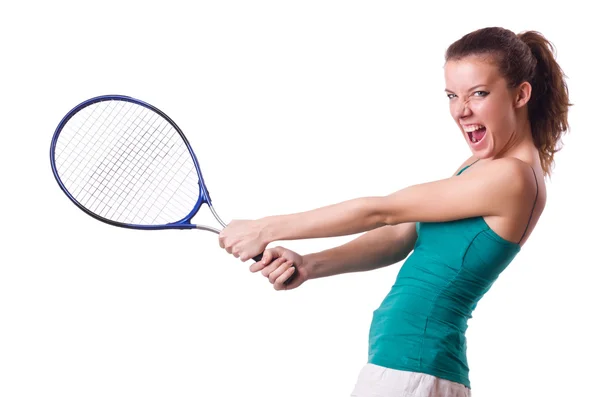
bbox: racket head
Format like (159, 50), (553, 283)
(50, 95), (212, 230)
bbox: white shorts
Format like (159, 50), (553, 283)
(350, 364), (471, 397)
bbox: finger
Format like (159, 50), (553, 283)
(269, 260), (294, 284)
(219, 228), (233, 248)
(249, 260), (266, 273)
(261, 247), (284, 266)
(249, 250), (276, 272)
(274, 264), (298, 291)
(262, 257), (287, 279)
(260, 249), (275, 265)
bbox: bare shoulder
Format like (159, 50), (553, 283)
(479, 157), (542, 219)
(486, 157), (537, 192)
(478, 157), (545, 244)
(454, 156), (536, 196)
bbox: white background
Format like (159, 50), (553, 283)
(1, 1), (598, 396)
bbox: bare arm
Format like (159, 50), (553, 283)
(304, 222), (417, 280)
(219, 156), (537, 263)
(261, 157), (532, 244)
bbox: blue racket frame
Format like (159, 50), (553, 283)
(50, 95), (217, 231)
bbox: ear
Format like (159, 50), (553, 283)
(514, 81), (532, 108)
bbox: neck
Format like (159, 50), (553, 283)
(495, 114), (538, 163)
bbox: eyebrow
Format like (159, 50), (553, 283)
(444, 84), (488, 93)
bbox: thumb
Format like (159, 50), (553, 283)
(259, 248), (273, 265)
(249, 248), (278, 273)
(266, 246), (289, 264)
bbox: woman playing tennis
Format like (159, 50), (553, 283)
(219, 27), (570, 397)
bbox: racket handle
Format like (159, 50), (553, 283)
(252, 253), (298, 286)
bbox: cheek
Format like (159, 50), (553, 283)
(476, 101), (509, 127)
(493, 104), (517, 130)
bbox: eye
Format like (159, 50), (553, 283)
(447, 93), (457, 99)
(473, 91), (489, 97)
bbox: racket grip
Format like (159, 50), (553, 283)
(252, 253), (298, 286)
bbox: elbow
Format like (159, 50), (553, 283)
(369, 196), (403, 227)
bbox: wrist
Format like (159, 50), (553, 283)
(302, 252), (321, 280)
(260, 216), (278, 246)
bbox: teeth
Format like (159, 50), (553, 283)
(464, 124), (485, 133)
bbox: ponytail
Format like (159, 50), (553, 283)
(517, 31), (572, 177)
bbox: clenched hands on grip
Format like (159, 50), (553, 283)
(249, 246), (306, 290)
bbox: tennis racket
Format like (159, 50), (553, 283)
(50, 94), (296, 284)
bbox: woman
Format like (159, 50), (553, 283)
(219, 27), (570, 397)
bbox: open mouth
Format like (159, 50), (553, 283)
(465, 124), (487, 144)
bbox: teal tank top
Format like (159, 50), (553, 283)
(367, 163), (537, 388)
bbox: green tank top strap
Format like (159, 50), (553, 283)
(518, 165), (539, 244)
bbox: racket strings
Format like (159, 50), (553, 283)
(90, 103), (197, 222)
(56, 101), (130, 190)
(54, 100), (200, 225)
(93, 109), (175, 221)
(80, 105), (155, 216)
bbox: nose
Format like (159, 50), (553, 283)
(458, 99), (472, 118)
(451, 98), (472, 120)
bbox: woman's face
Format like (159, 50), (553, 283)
(444, 55), (521, 158)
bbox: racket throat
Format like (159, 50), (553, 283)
(209, 205), (228, 229)
(195, 224), (221, 234)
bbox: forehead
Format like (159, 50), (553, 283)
(444, 55), (504, 89)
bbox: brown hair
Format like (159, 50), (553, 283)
(445, 27), (571, 176)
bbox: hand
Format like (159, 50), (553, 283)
(219, 219), (269, 261)
(250, 246), (307, 291)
